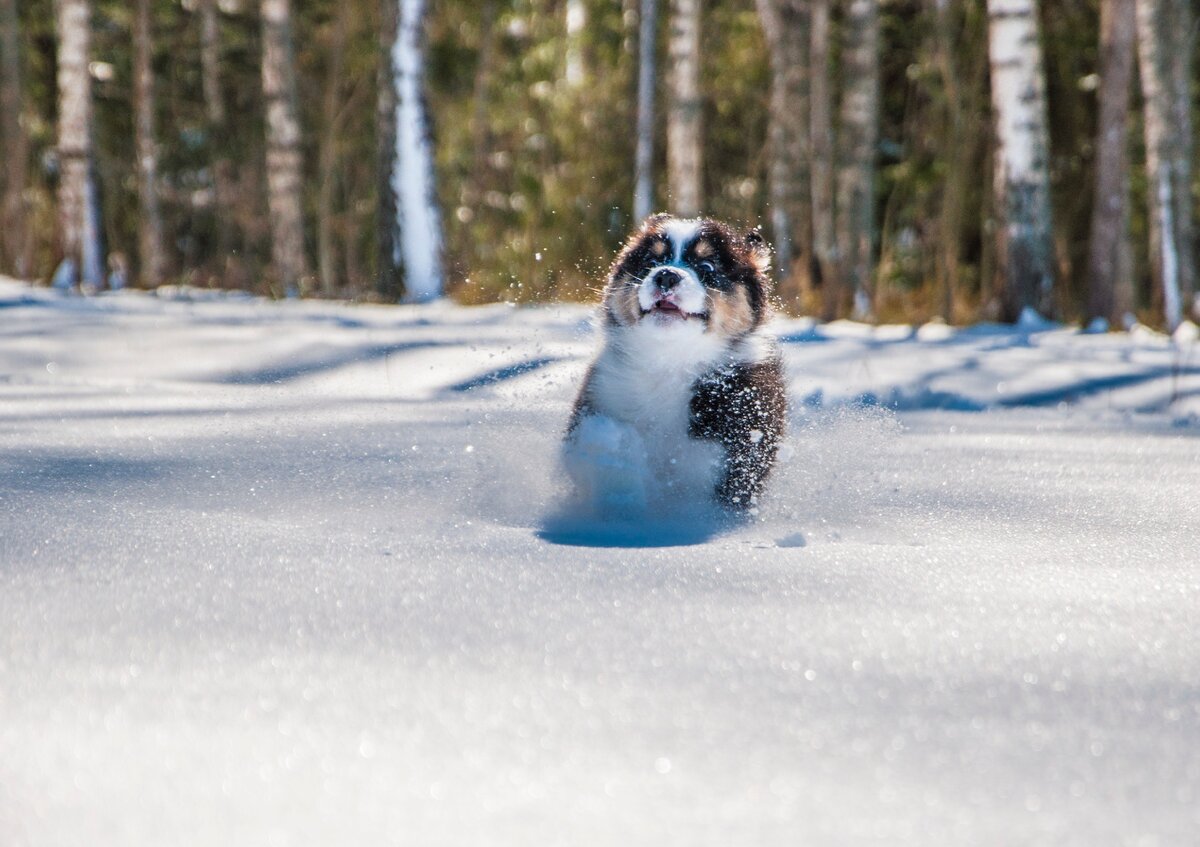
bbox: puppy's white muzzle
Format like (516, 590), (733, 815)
(637, 266), (707, 319)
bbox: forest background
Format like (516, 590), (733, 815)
(0, 0), (1196, 329)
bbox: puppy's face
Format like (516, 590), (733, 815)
(603, 215), (772, 337)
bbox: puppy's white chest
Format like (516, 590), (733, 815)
(583, 325), (727, 494)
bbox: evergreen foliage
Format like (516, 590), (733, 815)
(1, 0), (1197, 326)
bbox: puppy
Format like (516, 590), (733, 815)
(565, 214), (786, 512)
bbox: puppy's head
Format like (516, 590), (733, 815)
(603, 214), (772, 337)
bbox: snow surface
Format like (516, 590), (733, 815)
(1, 277), (1198, 845)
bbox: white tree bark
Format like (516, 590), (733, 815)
(667, 0), (702, 217)
(1136, 0), (1194, 329)
(836, 0), (879, 320)
(261, 0), (310, 295)
(134, 0), (165, 287)
(392, 0), (444, 302)
(565, 0), (587, 87)
(633, 0), (658, 222)
(986, 0), (1055, 321)
(55, 0), (104, 290)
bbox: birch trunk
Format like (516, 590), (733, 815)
(986, 0), (1055, 321)
(0, 0), (29, 277)
(392, 0), (444, 302)
(1086, 0), (1135, 328)
(810, 0), (837, 318)
(633, 0), (658, 222)
(134, 0), (165, 287)
(836, 0), (879, 320)
(565, 0), (587, 87)
(261, 0), (310, 295)
(755, 0), (811, 291)
(376, 0), (401, 299)
(1136, 0), (1194, 328)
(667, 0), (702, 217)
(318, 2), (347, 296)
(55, 0), (104, 290)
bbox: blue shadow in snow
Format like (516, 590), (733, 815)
(218, 340), (446, 384)
(0, 295), (51, 310)
(447, 356), (561, 393)
(996, 368), (1200, 408)
(537, 518), (723, 548)
(537, 504), (736, 548)
(803, 366), (1200, 414)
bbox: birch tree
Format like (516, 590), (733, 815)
(1136, 0), (1195, 329)
(755, 0), (811, 290)
(0, 0), (28, 277)
(836, 0), (879, 319)
(390, 0), (444, 302)
(632, 0), (658, 222)
(564, 0), (587, 87)
(261, 0), (310, 295)
(134, 0), (165, 287)
(54, 0), (104, 290)
(1085, 0), (1135, 328)
(986, 0), (1055, 321)
(667, 0), (702, 217)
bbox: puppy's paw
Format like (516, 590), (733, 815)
(562, 415), (648, 514)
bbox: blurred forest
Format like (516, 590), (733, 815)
(1, 0), (1198, 327)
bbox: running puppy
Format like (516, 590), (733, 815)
(566, 214), (786, 512)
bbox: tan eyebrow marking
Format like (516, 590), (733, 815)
(650, 238), (668, 257)
(693, 239), (714, 258)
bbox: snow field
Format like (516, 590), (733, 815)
(1, 279), (1198, 845)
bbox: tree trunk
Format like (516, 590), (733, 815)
(376, 0), (402, 299)
(318, 2), (347, 297)
(1086, 0), (1135, 328)
(565, 0), (587, 87)
(392, 0), (444, 302)
(810, 0), (837, 318)
(261, 0), (310, 295)
(755, 0), (811, 295)
(986, 0), (1055, 322)
(929, 0), (977, 322)
(134, 0), (165, 287)
(667, 0), (702, 217)
(633, 0), (658, 222)
(0, 0), (29, 277)
(1136, 0), (1194, 329)
(836, 0), (879, 320)
(199, 0), (234, 274)
(55, 0), (104, 290)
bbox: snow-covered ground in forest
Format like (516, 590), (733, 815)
(1, 276), (1198, 846)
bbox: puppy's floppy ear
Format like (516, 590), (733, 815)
(744, 228), (771, 274)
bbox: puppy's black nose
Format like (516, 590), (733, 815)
(655, 268), (683, 291)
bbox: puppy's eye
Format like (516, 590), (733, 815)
(698, 260), (716, 273)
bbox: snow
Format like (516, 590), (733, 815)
(1, 277), (1198, 845)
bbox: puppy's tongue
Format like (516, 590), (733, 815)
(654, 299), (681, 312)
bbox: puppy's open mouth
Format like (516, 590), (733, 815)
(641, 300), (707, 321)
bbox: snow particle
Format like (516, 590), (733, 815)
(654, 757), (672, 774)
